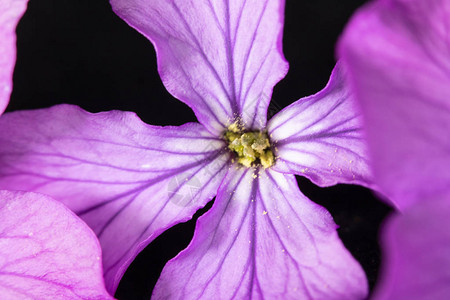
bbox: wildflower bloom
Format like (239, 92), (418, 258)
(339, 0), (450, 298)
(0, 0), (374, 298)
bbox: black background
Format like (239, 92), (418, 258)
(10, 0), (392, 299)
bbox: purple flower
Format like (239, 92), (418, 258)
(0, 0), (375, 298)
(339, 0), (450, 298)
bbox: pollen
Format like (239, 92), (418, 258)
(224, 122), (275, 168)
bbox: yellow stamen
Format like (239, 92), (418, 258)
(225, 123), (275, 168)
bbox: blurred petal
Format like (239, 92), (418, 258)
(374, 197), (450, 300)
(0, 0), (27, 115)
(0, 104), (230, 293)
(339, 0), (450, 209)
(0, 190), (112, 299)
(110, 0), (288, 133)
(153, 168), (367, 300)
(268, 65), (373, 188)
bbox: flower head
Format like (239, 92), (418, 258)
(0, 0), (375, 298)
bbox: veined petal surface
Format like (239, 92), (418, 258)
(374, 198), (450, 300)
(110, 0), (289, 134)
(0, 104), (230, 293)
(268, 65), (373, 188)
(0, 0), (27, 115)
(339, 0), (450, 209)
(0, 190), (112, 300)
(153, 168), (367, 300)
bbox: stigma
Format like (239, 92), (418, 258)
(224, 122), (275, 168)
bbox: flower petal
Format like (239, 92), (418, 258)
(153, 167), (367, 299)
(338, 0), (450, 208)
(0, 0), (27, 115)
(0, 104), (230, 293)
(110, 0), (288, 133)
(374, 197), (450, 300)
(268, 65), (373, 188)
(0, 190), (112, 299)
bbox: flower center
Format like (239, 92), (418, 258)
(224, 122), (275, 168)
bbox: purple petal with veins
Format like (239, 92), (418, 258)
(339, 0), (450, 298)
(153, 167), (367, 300)
(110, 0), (288, 134)
(0, 190), (113, 299)
(0, 0), (27, 115)
(268, 65), (373, 188)
(338, 0), (450, 209)
(0, 104), (230, 293)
